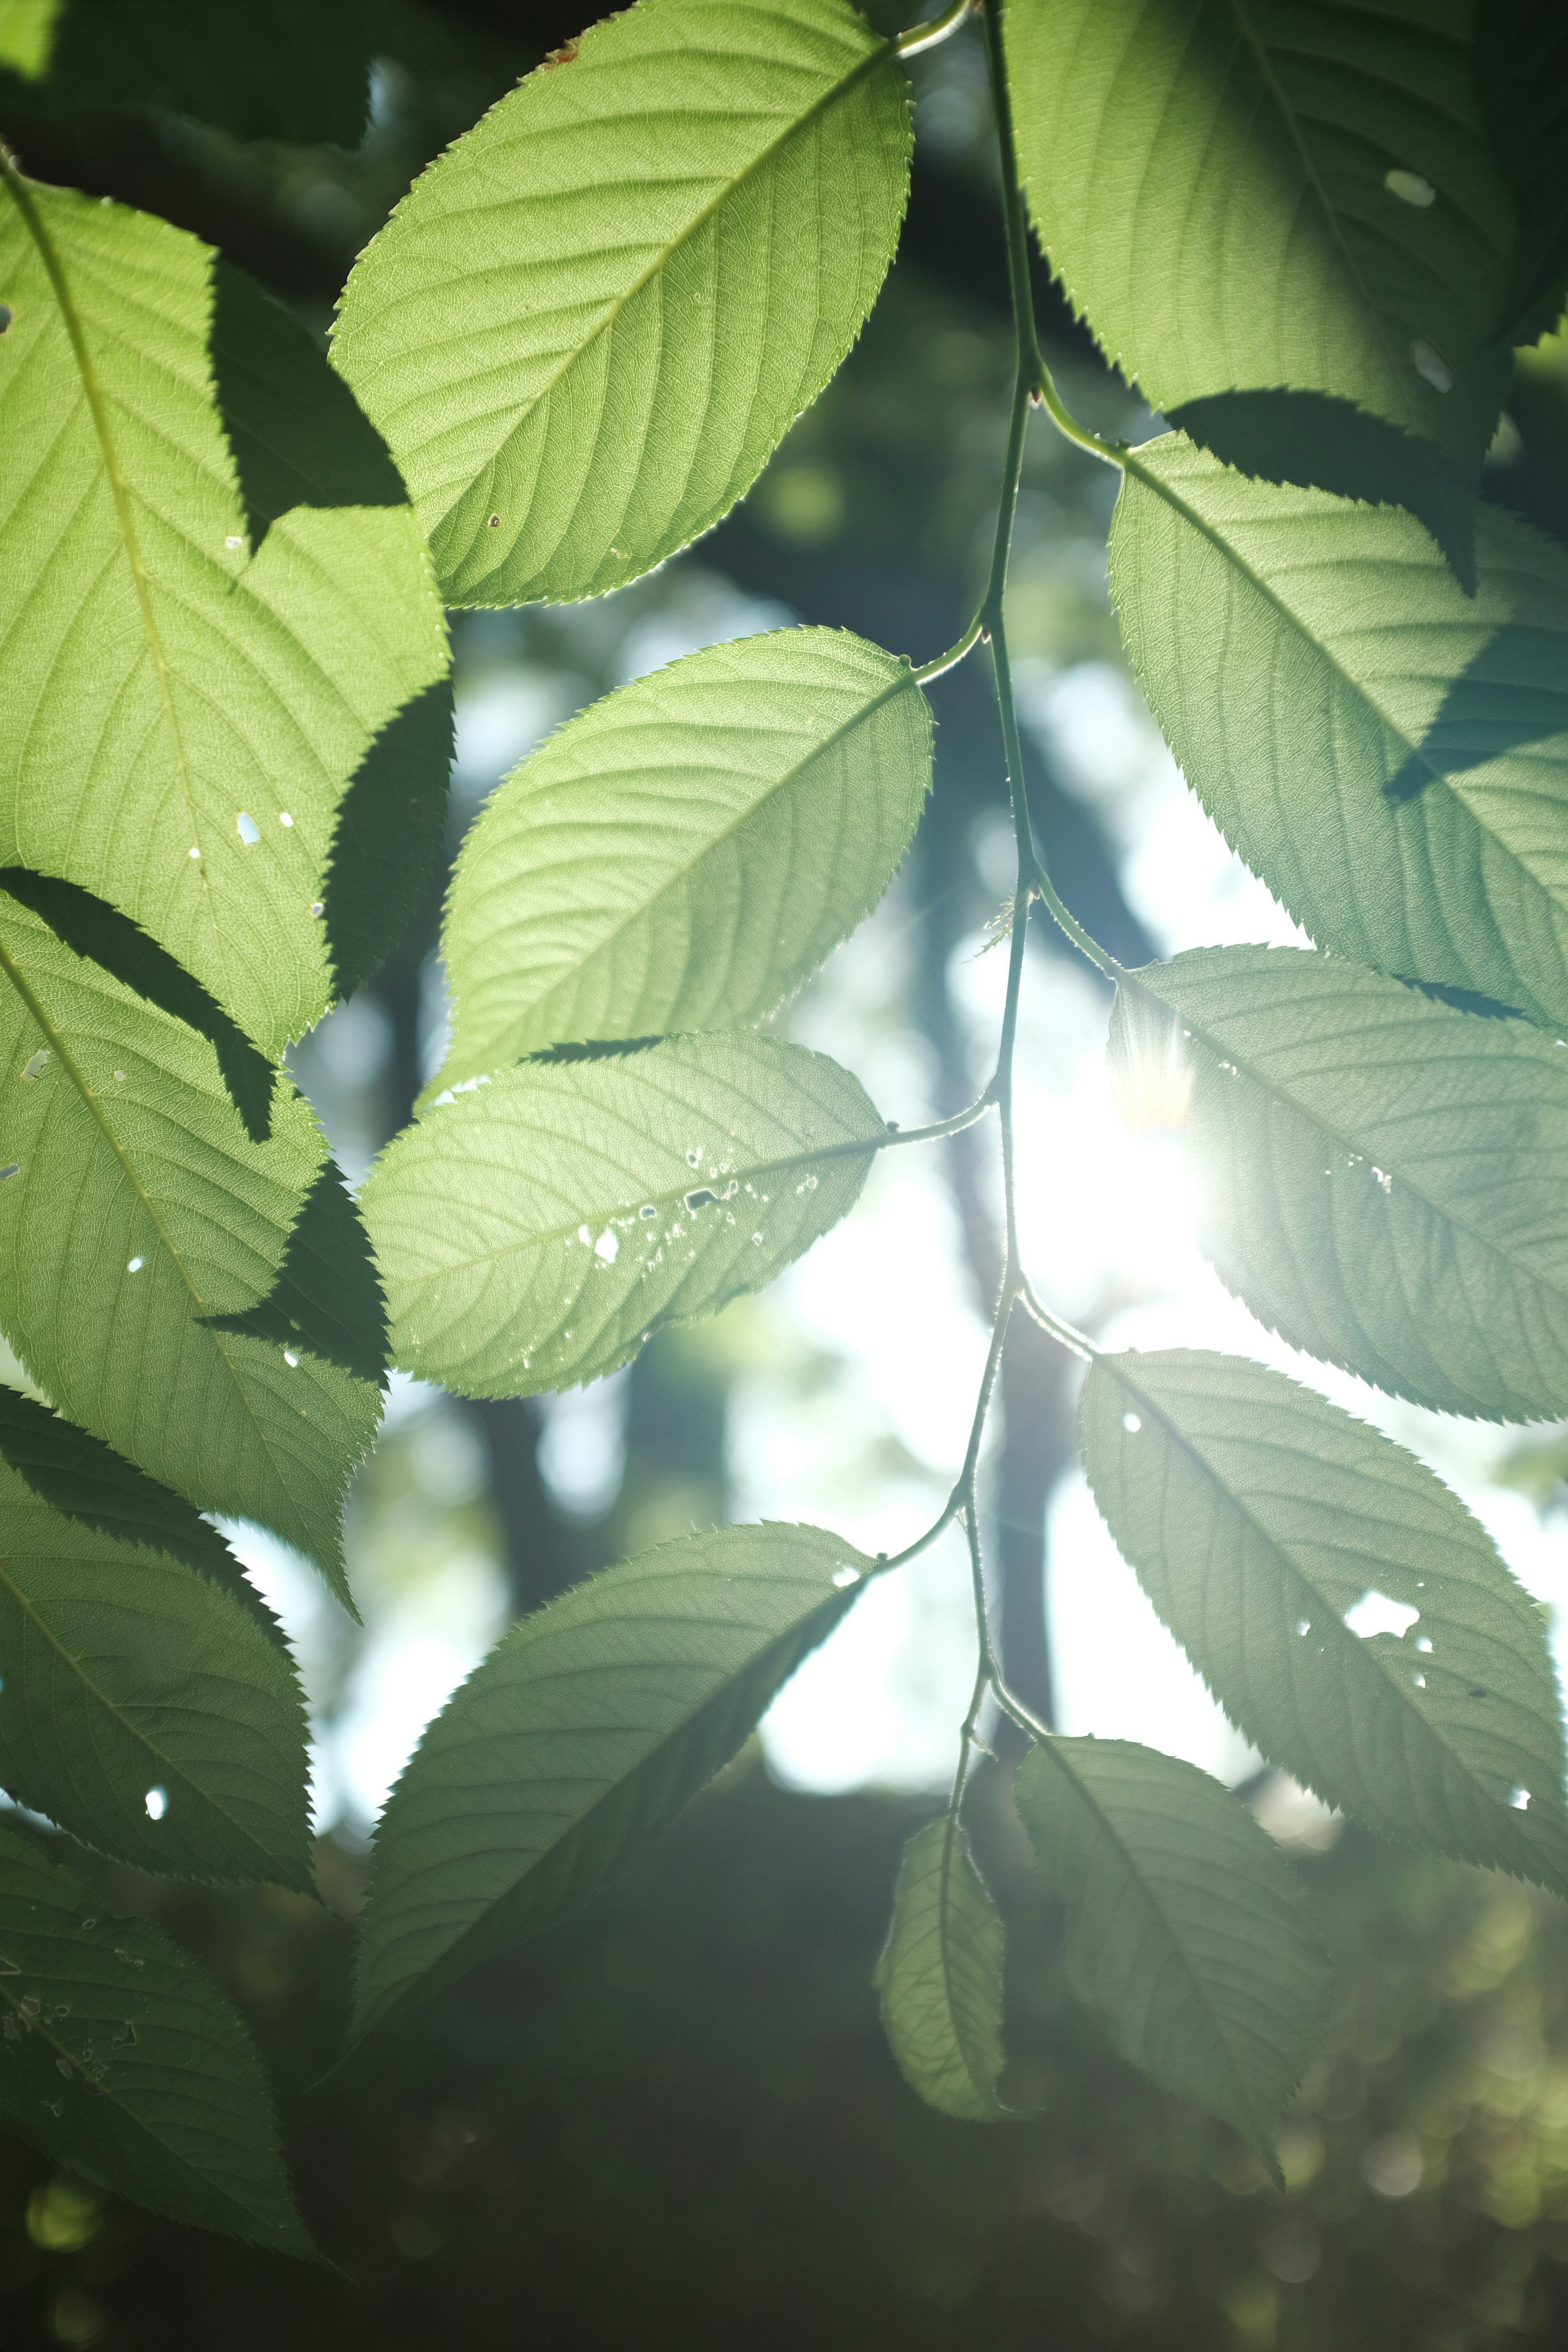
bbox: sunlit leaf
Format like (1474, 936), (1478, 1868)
(1111, 433), (1568, 1032)
(435, 628), (931, 1092)
(1017, 1735), (1329, 2166)
(0, 1823), (311, 2252)
(0, 169), (448, 1055)
(362, 1034), (885, 1398)
(331, 0), (911, 607)
(875, 1815), (1009, 2122)
(0, 0), (59, 78)
(1080, 1349), (1568, 1893)
(354, 1522), (870, 2038)
(0, 867), (274, 1145)
(0, 1425), (311, 1886)
(0, 888), (377, 1596)
(1008, 0), (1513, 559)
(1112, 946), (1568, 1422)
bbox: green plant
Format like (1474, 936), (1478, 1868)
(0, 0), (1564, 2253)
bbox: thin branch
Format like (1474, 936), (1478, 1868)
(896, 0), (976, 59)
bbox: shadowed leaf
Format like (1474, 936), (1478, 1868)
(0, 1824), (313, 2252)
(875, 1815), (1009, 2122)
(354, 1522), (869, 2037)
(1018, 1736), (1330, 2169)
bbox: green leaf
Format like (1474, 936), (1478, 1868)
(354, 1522), (869, 2038)
(202, 1160), (389, 1389)
(207, 256), (406, 548)
(331, 0), (911, 607)
(362, 1034), (885, 1398)
(0, 868), (274, 1145)
(1016, 1736), (1329, 2166)
(0, 1434), (311, 1887)
(0, 0), (59, 78)
(1007, 0), (1514, 555)
(1112, 946), (1568, 1422)
(0, 1387), (284, 1648)
(322, 677), (455, 1004)
(0, 887), (378, 1597)
(874, 1816), (1009, 2122)
(1110, 432), (1568, 1032)
(0, 1823), (311, 2252)
(0, 168), (449, 1056)
(0, 0), (370, 145)
(1080, 1349), (1568, 1894)
(436, 628), (932, 1092)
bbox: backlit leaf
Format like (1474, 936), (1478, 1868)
(0, 1823), (311, 2252)
(875, 1815), (1009, 2122)
(1111, 433), (1568, 1032)
(1008, 0), (1514, 557)
(354, 1522), (869, 2037)
(1017, 1735), (1329, 2165)
(435, 628), (931, 1092)
(1112, 946), (1568, 1422)
(0, 888), (377, 1596)
(331, 0), (911, 606)
(1080, 1349), (1568, 1893)
(0, 1427), (311, 1886)
(0, 0), (58, 78)
(0, 1386), (283, 1646)
(0, 169), (448, 1054)
(362, 1034), (884, 1398)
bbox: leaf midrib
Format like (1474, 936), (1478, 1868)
(1221, 0), (1415, 428)
(0, 927), (307, 1516)
(405, 31), (897, 537)
(445, 661), (920, 1076)
(0, 1968), (292, 2243)
(396, 1122), (883, 1283)
(1100, 1359), (1553, 1811)
(0, 1541), (281, 1875)
(1143, 962), (1568, 1318)
(1120, 443), (1563, 907)
(935, 1814), (999, 2109)
(0, 165), (231, 1005)
(1040, 1740), (1270, 2132)
(358, 1582), (848, 2032)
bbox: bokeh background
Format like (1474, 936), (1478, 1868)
(6, 4), (1568, 2345)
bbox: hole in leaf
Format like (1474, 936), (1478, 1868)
(1343, 1590), (1419, 1641)
(684, 1188), (718, 1212)
(0, 305), (11, 334)
(126, 1256), (143, 1274)
(20, 1050), (48, 1080)
(1412, 337), (1454, 394)
(236, 812), (260, 845)
(832, 1566), (860, 1588)
(1122, 1412), (1141, 1434)
(0, 1165), (19, 1183)
(1512, 1786), (1531, 1809)
(1385, 168), (1436, 207)
(143, 1786), (168, 1821)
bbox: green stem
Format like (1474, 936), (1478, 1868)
(895, 0), (975, 58)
